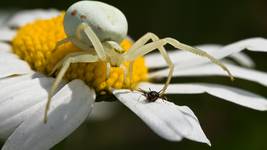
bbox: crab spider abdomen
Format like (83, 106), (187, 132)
(64, 1), (128, 49)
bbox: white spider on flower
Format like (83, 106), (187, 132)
(0, 1), (267, 150)
(44, 1), (233, 123)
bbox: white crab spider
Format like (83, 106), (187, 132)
(44, 1), (233, 123)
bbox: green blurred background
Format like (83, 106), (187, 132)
(1, 0), (267, 150)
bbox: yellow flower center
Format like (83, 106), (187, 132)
(12, 14), (148, 92)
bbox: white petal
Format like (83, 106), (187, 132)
(149, 63), (267, 87)
(113, 89), (210, 145)
(145, 38), (267, 70)
(0, 77), (54, 139)
(2, 80), (95, 150)
(0, 42), (12, 53)
(176, 106), (210, 145)
(139, 82), (267, 111)
(7, 9), (60, 28)
(0, 73), (34, 84)
(0, 72), (44, 84)
(0, 52), (32, 78)
(228, 52), (255, 68)
(173, 38), (267, 69)
(145, 44), (222, 68)
(0, 28), (16, 41)
(0, 76), (52, 104)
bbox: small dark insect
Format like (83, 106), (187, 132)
(138, 88), (167, 102)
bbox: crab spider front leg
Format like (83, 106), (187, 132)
(129, 32), (162, 50)
(124, 37), (234, 95)
(77, 23), (107, 60)
(52, 23), (111, 76)
(52, 36), (91, 53)
(52, 22), (107, 60)
(127, 33), (172, 92)
(44, 23), (112, 123)
(125, 33), (174, 95)
(128, 61), (134, 89)
(52, 38), (71, 52)
(44, 53), (99, 123)
(49, 51), (90, 75)
(163, 38), (234, 81)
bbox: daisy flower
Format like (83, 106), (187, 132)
(0, 8), (267, 150)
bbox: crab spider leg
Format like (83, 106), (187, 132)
(44, 53), (99, 123)
(49, 51), (90, 75)
(52, 37), (71, 52)
(106, 62), (111, 79)
(129, 32), (162, 50)
(119, 64), (131, 89)
(164, 38), (234, 80)
(124, 37), (234, 94)
(127, 37), (234, 80)
(128, 61), (134, 87)
(125, 33), (168, 88)
(52, 36), (92, 53)
(77, 23), (107, 61)
(71, 37), (95, 51)
(126, 33), (173, 95)
(52, 22), (107, 58)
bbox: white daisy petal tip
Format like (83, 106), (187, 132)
(229, 52), (255, 68)
(177, 105), (211, 146)
(113, 89), (210, 145)
(2, 79), (95, 150)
